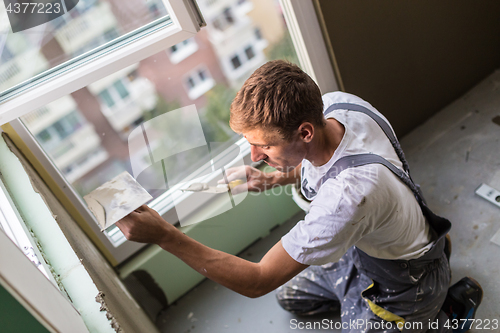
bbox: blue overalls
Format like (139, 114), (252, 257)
(276, 103), (452, 333)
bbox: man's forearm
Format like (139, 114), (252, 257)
(116, 206), (308, 298)
(159, 229), (269, 298)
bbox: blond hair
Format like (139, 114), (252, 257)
(230, 60), (324, 140)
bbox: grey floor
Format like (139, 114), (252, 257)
(158, 70), (500, 333)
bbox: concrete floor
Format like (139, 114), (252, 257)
(158, 70), (500, 333)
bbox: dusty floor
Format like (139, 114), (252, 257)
(158, 70), (500, 333)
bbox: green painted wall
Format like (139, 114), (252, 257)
(0, 284), (50, 333)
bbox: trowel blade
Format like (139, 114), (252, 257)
(83, 171), (153, 231)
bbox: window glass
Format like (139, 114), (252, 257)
(198, 69), (206, 81)
(98, 89), (115, 108)
(37, 129), (51, 143)
(113, 80), (130, 99)
(168, 38), (198, 64)
(0, 0), (170, 95)
(231, 55), (242, 69)
(187, 77), (196, 89)
(0, 182), (51, 280)
(19, 0), (299, 244)
(245, 46), (255, 60)
(254, 27), (262, 40)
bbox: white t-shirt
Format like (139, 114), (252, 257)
(281, 92), (434, 266)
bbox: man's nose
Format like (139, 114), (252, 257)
(250, 145), (266, 162)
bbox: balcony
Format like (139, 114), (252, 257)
(21, 96), (77, 135)
(51, 123), (102, 171)
(0, 49), (49, 93)
(54, 2), (118, 55)
(99, 77), (157, 134)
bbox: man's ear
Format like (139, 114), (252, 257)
(298, 122), (314, 143)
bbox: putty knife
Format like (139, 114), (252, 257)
(83, 171), (153, 231)
(181, 179), (245, 193)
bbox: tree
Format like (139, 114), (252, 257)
(265, 30), (300, 66)
(202, 84), (237, 143)
(143, 95), (181, 121)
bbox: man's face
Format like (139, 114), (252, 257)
(244, 127), (306, 172)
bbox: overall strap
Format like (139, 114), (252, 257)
(301, 101), (452, 240)
(324, 102), (411, 175)
(327, 153), (451, 240)
(326, 153), (425, 207)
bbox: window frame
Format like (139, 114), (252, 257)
(2, 0), (339, 265)
(0, 0), (205, 264)
(183, 65), (215, 100)
(7, 118), (147, 263)
(0, 228), (89, 333)
(0, 0), (205, 125)
(168, 37), (199, 64)
(0, 179), (54, 283)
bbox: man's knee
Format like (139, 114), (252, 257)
(275, 286), (338, 316)
(276, 285), (306, 313)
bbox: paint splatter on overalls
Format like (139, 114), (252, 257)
(276, 103), (452, 333)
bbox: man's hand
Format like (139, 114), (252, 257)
(221, 164), (302, 194)
(220, 165), (277, 194)
(116, 205), (174, 246)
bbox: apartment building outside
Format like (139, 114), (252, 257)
(2, 0), (296, 201)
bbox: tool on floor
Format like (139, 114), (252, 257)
(475, 183), (500, 209)
(181, 179), (245, 193)
(475, 183), (500, 247)
(83, 171), (153, 231)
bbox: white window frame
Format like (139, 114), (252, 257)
(279, 0), (339, 94)
(168, 37), (199, 64)
(228, 44), (256, 69)
(0, 228), (89, 333)
(0, 0), (205, 263)
(0, 0), (205, 125)
(184, 65), (215, 100)
(3, 0), (339, 265)
(224, 41), (264, 81)
(97, 78), (133, 116)
(0, 180), (53, 283)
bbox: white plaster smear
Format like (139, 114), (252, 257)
(490, 228), (500, 247)
(84, 172), (152, 231)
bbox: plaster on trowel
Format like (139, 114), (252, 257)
(181, 179), (245, 193)
(83, 171), (153, 231)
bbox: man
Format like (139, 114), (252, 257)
(117, 60), (482, 332)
